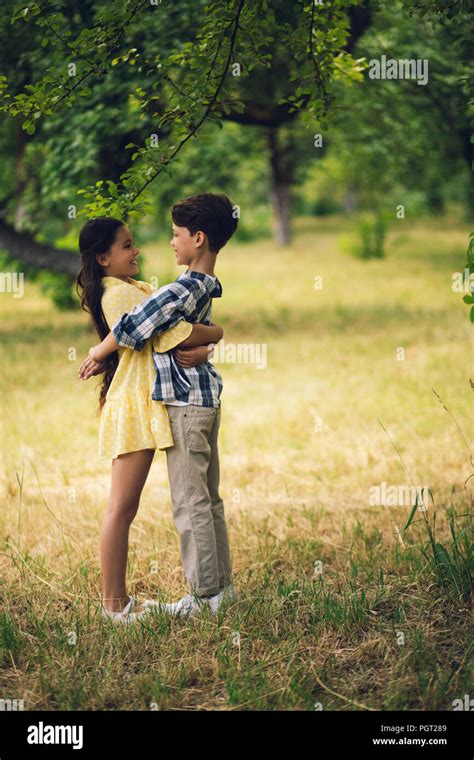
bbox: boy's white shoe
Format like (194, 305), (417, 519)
(144, 585), (237, 617)
(207, 584), (238, 614)
(144, 593), (205, 618)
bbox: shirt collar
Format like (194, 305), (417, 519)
(178, 270), (222, 298)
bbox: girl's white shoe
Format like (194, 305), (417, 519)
(101, 594), (151, 624)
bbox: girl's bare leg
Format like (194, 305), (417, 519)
(100, 448), (155, 612)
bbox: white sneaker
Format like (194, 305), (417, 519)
(208, 584), (238, 614)
(141, 596), (169, 612)
(101, 595), (152, 625)
(144, 585), (238, 617)
(148, 593), (206, 618)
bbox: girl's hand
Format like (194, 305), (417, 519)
(173, 345), (212, 368)
(78, 348), (106, 380)
(87, 360), (106, 377)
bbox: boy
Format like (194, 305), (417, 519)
(79, 193), (238, 617)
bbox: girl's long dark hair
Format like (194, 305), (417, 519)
(76, 217), (124, 412)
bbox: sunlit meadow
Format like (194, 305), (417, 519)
(0, 215), (472, 710)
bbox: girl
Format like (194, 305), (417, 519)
(77, 217), (223, 623)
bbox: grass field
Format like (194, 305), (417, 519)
(0, 215), (472, 710)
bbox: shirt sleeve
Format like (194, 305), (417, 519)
(152, 320), (193, 353)
(112, 278), (208, 351)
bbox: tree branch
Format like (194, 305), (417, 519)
(121, 0), (246, 214)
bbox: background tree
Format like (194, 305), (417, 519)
(0, 0), (470, 297)
(0, 0), (369, 269)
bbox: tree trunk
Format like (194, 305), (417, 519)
(342, 187), (357, 215)
(271, 183), (291, 246)
(0, 217), (79, 277)
(462, 128), (474, 217)
(266, 128), (292, 245)
(0, 121), (78, 277)
(14, 122), (29, 230)
(426, 186), (445, 214)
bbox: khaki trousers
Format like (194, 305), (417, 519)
(165, 405), (233, 597)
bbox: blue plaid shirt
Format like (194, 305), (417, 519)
(111, 270), (223, 407)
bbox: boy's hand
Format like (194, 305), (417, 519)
(173, 345), (212, 368)
(78, 348), (107, 380)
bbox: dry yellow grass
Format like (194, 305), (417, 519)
(0, 215), (471, 710)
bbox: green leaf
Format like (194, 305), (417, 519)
(403, 498), (419, 533)
(22, 119), (35, 135)
(432, 542), (451, 567)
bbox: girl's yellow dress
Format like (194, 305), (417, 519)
(98, 275), (192, 460)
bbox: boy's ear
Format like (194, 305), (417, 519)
(194, 230), (206, 249)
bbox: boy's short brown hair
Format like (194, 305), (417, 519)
(171, 193), (238, 253)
